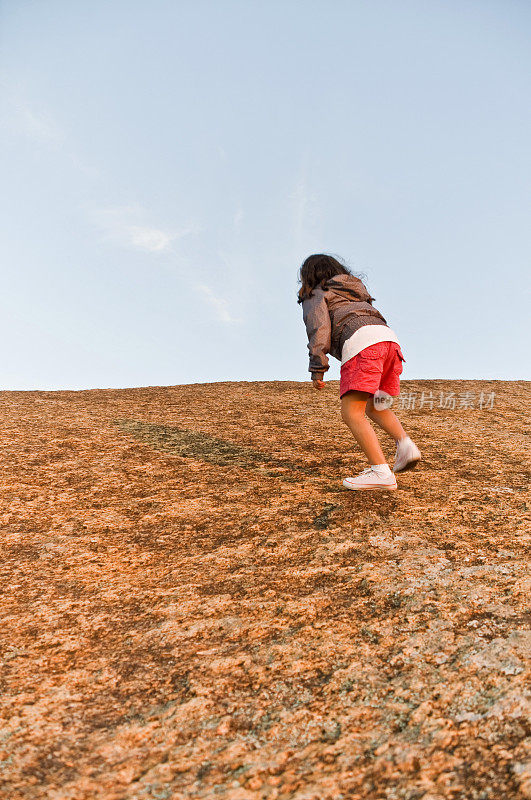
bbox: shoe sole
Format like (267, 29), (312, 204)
(343, 480), (397, 491)
(393, 457), (421, 474)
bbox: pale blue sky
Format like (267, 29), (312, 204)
(1, 0), (530, 389)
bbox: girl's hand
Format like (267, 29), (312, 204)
(312, 377), (326, 390)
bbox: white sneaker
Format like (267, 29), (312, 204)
(343, 467), (397, 491)
(393, 436), (421, 473)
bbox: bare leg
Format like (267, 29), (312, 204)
(341, 391), (387, 465)
(366, 397), (407, 443)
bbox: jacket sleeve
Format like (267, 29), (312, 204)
(302, 291), (331, 375)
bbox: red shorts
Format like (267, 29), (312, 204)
(339, 341), (405, 399)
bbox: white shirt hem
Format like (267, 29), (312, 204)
(341, 326), (400, 364)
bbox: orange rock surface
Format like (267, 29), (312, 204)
(1, 379), (529, 799)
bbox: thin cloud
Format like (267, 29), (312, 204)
(2, 85), (99, 176)
(195, 283), (241, 324)
(0, 79), (62, 143)
(233, 208), (244, 232)
(94, 205), (199, 254)
(289, 154), (321, 251)
(14, 102), (64, 144)
(125, 225), (174, 253)
(290, 178), (319, 245)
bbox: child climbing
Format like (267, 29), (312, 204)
(298, 253), (421, 490)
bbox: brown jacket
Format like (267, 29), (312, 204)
(301, 274), (389, 376)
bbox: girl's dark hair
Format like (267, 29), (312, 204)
(297, 253), (353, 303)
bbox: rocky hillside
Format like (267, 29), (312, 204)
(1, 379), (530, 799)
